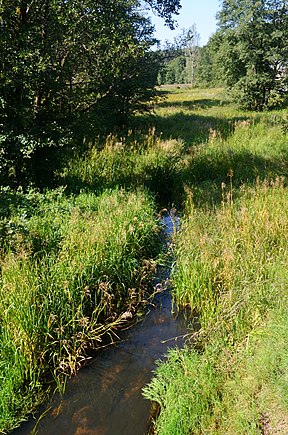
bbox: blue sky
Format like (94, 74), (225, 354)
(149, 0), (221, 46)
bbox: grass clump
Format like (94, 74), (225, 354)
(174, 177), (287, 336)
(0, 187), (159, 432)
(143, 178), (288, 434)
(144, 304), (288, 434)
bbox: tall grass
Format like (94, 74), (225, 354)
(1, 85), (287, 433)
(144, 179), (288, 434)
(174, 178), (287, 334)
(143, 86), (288, 434)
(0, 188), (159, 432)
(59, 87), (287, 209)
(60, 130), (184, 206)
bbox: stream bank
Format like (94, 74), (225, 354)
(14, 211), (190, 435)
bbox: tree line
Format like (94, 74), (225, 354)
(1, 0), (287, 187)
(158, 0), (288, 110)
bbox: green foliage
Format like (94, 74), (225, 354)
(141, 86), (288, 434)
(215, 0), (288, 110)
(144, 304), (288, 434)
(143, 347), (219, 435)
(160, 55), (187, 84)
(60, 130), (184, 206)
(156, 25), (200, 86)
(145, 0), (181, 28)
(0, 0), (181, 186)
(145, 179), (288, 434)
(194, 40), (224, 87)
(1, 85), (287, 432)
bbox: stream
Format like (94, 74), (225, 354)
(14, 212), (189, 435)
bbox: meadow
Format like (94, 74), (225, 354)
(0, 86), (287, 433)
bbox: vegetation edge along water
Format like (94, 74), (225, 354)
(0, 187), (160, 433)
(1, 86), (287, 433)
(1, 0), (287, 432)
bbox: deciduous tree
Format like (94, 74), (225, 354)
(0, 0), (181, 185)
(216, 0), (288, 110)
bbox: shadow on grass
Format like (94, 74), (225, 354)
(59, 105), (288, 208)
(61, 143), (288, 210)
(0, 189), (39, 220)
(156, 98), (230, 110)
(136, 111), (250, 150)
(181, 149), (288, 208)
(61, 158), (179, 208)
(26, 101), (286, 210)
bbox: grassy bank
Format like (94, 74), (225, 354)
(0, 188), (159, 432)
(144, 180), (288, 434)
(1, 85), (287, 433)
(143, 86), (288, 434)
(59, 87), (287, 209)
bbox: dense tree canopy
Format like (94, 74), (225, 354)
(161, 0), (288, 105)
(216, 0), (288, 109)
(0, 0), (181, 185)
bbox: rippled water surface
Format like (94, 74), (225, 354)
(15, 213), (189, 435)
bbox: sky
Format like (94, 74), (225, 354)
(149, 0), (221, 47)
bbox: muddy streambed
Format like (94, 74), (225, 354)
(14, 212), (189, 435)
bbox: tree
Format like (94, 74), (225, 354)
(144, 0), (181, 28)
(0, 0), (181, 186)
(194, 45), (218, 87)
(216, 0), (288, 110)
(182, 25), (200, 86)
(156, 25), (201, 85)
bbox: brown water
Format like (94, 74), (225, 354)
(14, 213), (189, 435)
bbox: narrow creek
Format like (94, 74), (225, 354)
(15, 211), (189, 435)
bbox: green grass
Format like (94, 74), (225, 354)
(142, 86), (288, 434)
(59, 86), (287, 209)
(59, 129), (184, 206)
(0, 187), (159, 432)
(144, 303), (288, 434)
(1, 85), (288, 433)
(144, 179), (288, 434)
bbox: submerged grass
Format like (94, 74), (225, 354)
(0, 188), (159, 432)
